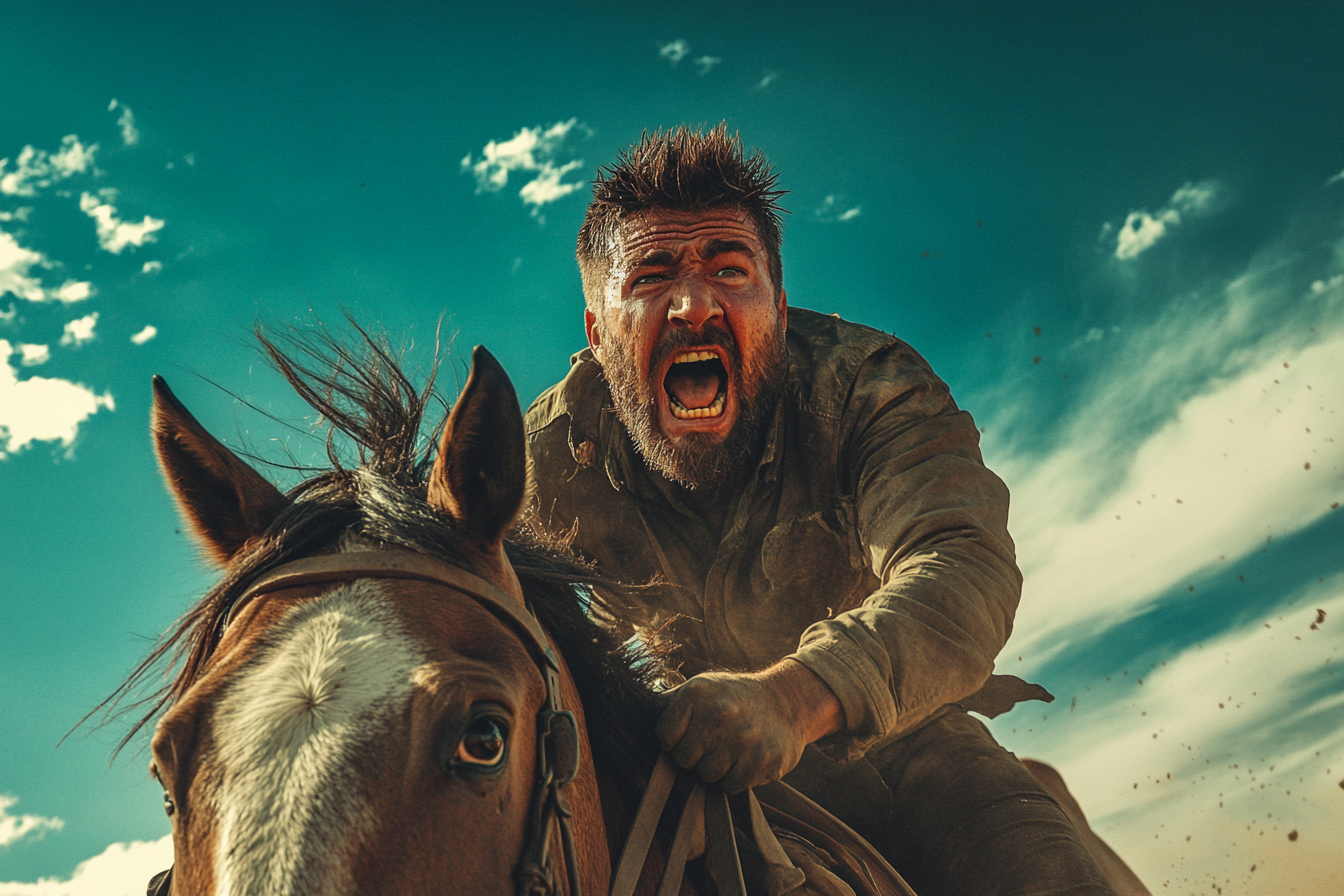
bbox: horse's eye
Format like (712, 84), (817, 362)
(455, 717), (508, 766)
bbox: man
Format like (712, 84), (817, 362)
(525, 126), (1116, 895)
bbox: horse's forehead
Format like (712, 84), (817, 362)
(202, 580), (426, 895)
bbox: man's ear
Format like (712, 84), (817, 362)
(152, 376), (289, 565)
(584, 308), (603, 364)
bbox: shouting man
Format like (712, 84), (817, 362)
(525, 126), (1117, 894)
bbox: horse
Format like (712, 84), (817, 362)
(118, 331), (909, 896)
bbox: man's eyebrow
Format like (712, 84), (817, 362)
(702, 239), (755, 259)
(631, 249), (677, 270)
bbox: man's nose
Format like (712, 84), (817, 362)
(667, 280), (723, 329)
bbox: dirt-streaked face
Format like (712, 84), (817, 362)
(586, 207), (787, 488)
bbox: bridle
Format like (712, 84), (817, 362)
(226, 550), (586, 896)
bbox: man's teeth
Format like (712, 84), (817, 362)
(673, 350), (718, 363)
(669, 392), (726, 419)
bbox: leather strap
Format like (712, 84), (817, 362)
(225, 551), (555, 667)
(610, 754), (679, 896)
(610, 755), (811, 896)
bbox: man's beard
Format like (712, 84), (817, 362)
(597, 320), (787, 490)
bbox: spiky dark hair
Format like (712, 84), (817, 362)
(576, 124), (788, 306)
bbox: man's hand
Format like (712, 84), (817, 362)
(655, 659), (845, 793)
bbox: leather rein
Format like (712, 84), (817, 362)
(224, 550), (586, 896)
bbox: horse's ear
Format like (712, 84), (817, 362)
(152, 375), (289, 565)
(427, 346), (529, 547)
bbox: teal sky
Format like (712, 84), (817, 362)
(2, 2), (1342, 892)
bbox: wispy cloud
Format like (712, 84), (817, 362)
(1326, 168), (1344, 187)
(59, 313), (99, 348)
(461, 120), (587, 218)
(814, 195), (861, 222)
(693, 55), (721, 76)
(974, 195), (1344, 891)
(993, 247), (1343, 660)
(0, 232), (94, 305)
(1111, 179), (1221, 260)
(658, 39), (689, 66)
(130, 325), (157, 345)
(0, 136), (97, 197)
(754, 70), (779, 91)
(140, 260), (162, 275)
(0, 834), (171, 896)
(0, 339), (114, 457)
(79, 191), (164, 253)
(0, 795), (63, 848)
(108, 99), (139, 147)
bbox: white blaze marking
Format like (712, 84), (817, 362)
(212, 580), (423, 896)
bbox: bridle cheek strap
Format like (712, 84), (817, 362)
(228, 551), (584, 896)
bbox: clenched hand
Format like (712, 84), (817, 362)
(655, 659), (845, 793)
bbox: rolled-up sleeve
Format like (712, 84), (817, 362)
(789, 342), (1021, 759)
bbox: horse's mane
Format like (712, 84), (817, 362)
(101, 322), (667, 797)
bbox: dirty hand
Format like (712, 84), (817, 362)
(655, 659), (845, 793)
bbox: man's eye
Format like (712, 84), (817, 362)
(715, 267), (745, 277)
(634, 273), (666, 285)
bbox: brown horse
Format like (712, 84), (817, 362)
(125, 333), (911, 896)
(122, 331), (1145, 896)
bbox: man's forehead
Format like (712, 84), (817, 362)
(616, 208), (763, 260)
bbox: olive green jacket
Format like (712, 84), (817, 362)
(524, 308), (1022, 759)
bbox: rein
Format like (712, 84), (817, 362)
(227, 550), (585, 896)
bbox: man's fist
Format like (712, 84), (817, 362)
(654, 659), (845, 793)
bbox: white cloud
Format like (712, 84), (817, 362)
(0, 231), (47, 303)
(0, 834), (172, 896)
(462, 120), (587, 214)
(0, 136), (96, 197)
(0, 795), (63, 848)
(53, 280), (92, 303)
(976, 215), (1344, 892)
(1001, 324), (1343, 663)
(755, 70), (778, 91)
(693, 55), (721, 76)
(79, 192), (164, 253)
(659, 39), (689, 65)
(518, 159), (584, 207)
(108, 100), (139, 147)
(1326, 169), (1344, 187)
(815, 195), (861, 223)
(0, 339), (114, 457)
(0, 304), (15, 323)
(59, 313), (98, 348)
(18, 344), (48, 366)
(130, 325), (157, 345)
(140, 260), (162, 275)
(1114, 179), (1221, 260)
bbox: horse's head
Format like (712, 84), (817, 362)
(145, 346), (609, 896)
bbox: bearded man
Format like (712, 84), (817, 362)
(524, 126), (1117, 895)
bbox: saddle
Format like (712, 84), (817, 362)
(612, 754), (916, 896)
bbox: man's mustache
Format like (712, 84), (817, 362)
(649, 325), (741, 377)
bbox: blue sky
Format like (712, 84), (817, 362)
(2, 2), (1342, 893)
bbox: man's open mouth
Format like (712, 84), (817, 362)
(663, 349), (728, 420)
